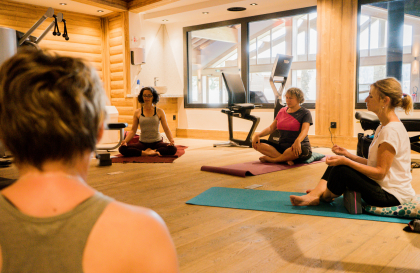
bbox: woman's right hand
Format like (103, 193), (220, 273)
(121, 140), (128, 146)
(332, 144), (347, 156)
(252, 135), (260, 148)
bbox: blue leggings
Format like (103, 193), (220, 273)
(322, 165), (400, 207)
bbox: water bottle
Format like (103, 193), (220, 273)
(135, 79), (141, 94)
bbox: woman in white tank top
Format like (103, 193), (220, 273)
(290, 78), (415, 208)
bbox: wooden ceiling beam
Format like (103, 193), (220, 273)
(71, 0), (128, 12)
(128, 0), (180, 13)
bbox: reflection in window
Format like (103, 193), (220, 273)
(357, 1), (418, 105)
(188, 25), (240, 104)
(292, 70), (316, 102)
(358, 64), (411, 102)
(249, 12), (317, 104)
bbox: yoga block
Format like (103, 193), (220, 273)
(343, 189), (363, 214)
(98, 159), (112, 166)
(96, 152), (110, 160)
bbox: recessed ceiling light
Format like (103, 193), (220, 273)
(162, 19), (168, 22)
(59, 3), (67, 5)
(97, 10), (104, 13)
(250, 3), (258, 6)
(227, 7), (246, 12)
(202, 12), (209, 14)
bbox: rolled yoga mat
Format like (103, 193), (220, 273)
(201, 157), (326, 177)
(186, 187), (409, 223)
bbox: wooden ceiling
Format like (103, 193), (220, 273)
(72, 0), (179, 13)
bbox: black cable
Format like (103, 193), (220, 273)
(328, 126), (335, 146)
(52, 15), (61, 36)
(62, 19), (69, 40)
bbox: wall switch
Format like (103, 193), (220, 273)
(173, 115), (176, 120)
(331, 122), (337, 128)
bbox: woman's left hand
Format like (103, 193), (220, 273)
(326, 155), (347, 166)
(169, 139), (175, 146)
(291, 140), (302, 157)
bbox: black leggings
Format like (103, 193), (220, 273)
(260, 139), (312, 162)
(119, 140), (177, 156)
(322, 166), (400, 207)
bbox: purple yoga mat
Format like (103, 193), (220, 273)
(201, 157), (326, 177)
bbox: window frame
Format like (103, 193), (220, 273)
(183, 6), (317, 109)
(356, 0), (420, 109)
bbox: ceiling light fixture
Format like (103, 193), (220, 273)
(59, 3), (67, 5)
(202, 12), (209, 14)
(97, 10), (104, 13)
(227, 7), (246, 12)
(250, 3), (258, 6)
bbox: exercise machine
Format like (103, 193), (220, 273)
(267, 54), (293, 143)
(213, 73), (260, 148)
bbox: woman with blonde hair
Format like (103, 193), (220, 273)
(291, 78), (415, 208)
(0, 49), (179, 273)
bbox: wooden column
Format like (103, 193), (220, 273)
(316, 0), (358, 147)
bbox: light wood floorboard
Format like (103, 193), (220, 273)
(1, 138), (420, 272)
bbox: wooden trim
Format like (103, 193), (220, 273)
(128, 0), (180, 13)
(71, 0), (128, 12)
(101, 18), (111, 100)
(176, 129), (359, 149)
(122, 11), (131, 97)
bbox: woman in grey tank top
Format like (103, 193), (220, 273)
(0, 50), (179, 272)
(118, 87), (177, 157)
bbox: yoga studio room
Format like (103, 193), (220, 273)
(2, 0), (420, 271)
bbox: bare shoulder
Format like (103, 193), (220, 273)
(84, 201), (179, 273)
(134, 108), (141, 116)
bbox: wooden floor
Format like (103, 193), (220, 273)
(2, 138), (420, 272)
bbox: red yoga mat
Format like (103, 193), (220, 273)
(201, 157), (326, 177)
(111, 145), (187, 163)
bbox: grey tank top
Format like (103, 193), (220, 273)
(139, 106), (162, 143)
(0, 192), (113, 273)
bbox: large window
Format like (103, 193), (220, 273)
(248, 13), (317, 104)
(184, 7), (317, 108)
(357, 0), (420, 108)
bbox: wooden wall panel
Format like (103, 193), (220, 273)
(316, 0), (358, 146)
(0, 0), (103, 81)
(102, 12), (134, 125)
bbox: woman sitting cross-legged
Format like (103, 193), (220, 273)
(119, 87), (177, 157)
(252, 87), (313, 165)
(290, 78), (415, 208)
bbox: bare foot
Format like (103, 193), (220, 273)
(287, 160), (294, 166)
(259, 156), (269, 163)
(290, 194), (320, 206)
(306, 189), (313, 194)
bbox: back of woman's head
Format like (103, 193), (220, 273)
(372, 77), (413, 114)
(0, 49), (107, 170)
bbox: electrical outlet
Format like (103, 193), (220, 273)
(173, 115), (176, 120)
(331, 122), (337, 128)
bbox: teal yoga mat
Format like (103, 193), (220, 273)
(186, 187), (409, 223)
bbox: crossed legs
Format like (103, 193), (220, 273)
(254, 140), (300, 165)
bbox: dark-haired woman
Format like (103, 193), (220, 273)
(119, 87), (177, 157)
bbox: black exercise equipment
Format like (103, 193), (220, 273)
(96, 122), (128, 151)
(213, 73), (260, 148)
(355, 111), (420, 158)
